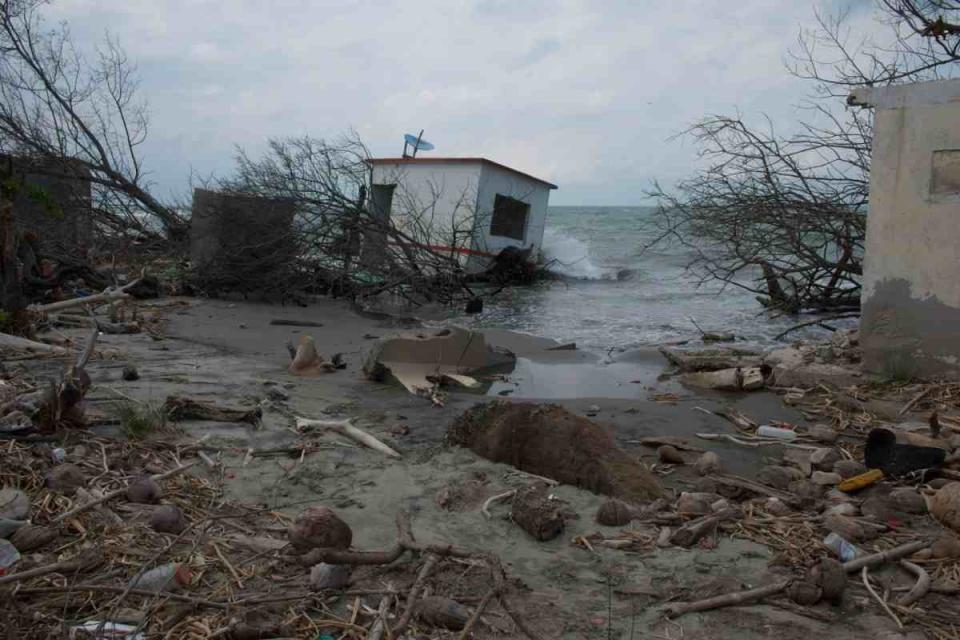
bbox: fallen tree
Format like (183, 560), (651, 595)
(647, 0), (960, 315)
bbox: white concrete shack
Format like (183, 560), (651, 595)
(366, 157), (557, 272)
(851, 78), (960, 378)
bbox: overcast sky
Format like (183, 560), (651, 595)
(48, 0), (877, 205)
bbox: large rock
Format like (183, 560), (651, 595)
(447, 402), (663, 501)
(929, 482), (960, 533)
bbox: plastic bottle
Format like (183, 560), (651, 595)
(823, 532), (859, 562)
(756, 425), (798, 440)
(128, 562), (192, 592)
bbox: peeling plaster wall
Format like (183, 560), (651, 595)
(857, 79), (960, 378)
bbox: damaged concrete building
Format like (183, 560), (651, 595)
(365, 157), (557, 273)
(852, 79), (960, 379)
(1, 155), (92, 254)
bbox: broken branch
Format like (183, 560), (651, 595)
(295, 417), (401, 458)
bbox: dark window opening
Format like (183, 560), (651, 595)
(489, 194), (529, 241)
(370, 183), (396, 219)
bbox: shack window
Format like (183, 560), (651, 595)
(489, 194), (529, 241)
(370, 184), (396, 219)
(932, 150), (960, 198)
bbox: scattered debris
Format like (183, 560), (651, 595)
(363, 327), (513, 401)
(288, 335), (339, 375)
(163, 395), (261, 424)
(510, 482), (565, 541)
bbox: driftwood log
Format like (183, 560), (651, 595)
(295, 417), (400, 458)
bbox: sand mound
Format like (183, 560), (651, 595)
(447, 402), (663, 501)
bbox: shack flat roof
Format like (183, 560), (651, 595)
(366, 157), (558, 189)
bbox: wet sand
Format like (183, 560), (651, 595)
(34, 296), (895, 639)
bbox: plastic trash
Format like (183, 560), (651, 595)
(756, 425), (798, 440)
(838, 468), (884, 493)
(51, 447), (67, 464)
(823, 532), (859, 562)
(128, 562), (191, 593)
(69, 621), (144, 639)
(0, 538), (21, 573)
(0, 517), (28, 538)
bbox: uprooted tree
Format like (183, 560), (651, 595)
(0, 0), (184, 238)
(0, 0), (190, 326)
(647, 0), (960, 314)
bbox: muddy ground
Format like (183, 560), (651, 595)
(12, 296), (915, 639)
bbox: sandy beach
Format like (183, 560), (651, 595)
(10, 295), (905, 639)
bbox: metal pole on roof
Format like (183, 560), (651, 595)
(411, 130), (424, 158)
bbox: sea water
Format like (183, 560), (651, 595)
(451, 206), (850, 352)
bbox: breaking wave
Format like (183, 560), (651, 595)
(541, 227), (609, 280)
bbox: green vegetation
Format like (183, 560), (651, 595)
(110, 400), (167, 440)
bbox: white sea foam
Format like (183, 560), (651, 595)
(541, 227), (608, 280)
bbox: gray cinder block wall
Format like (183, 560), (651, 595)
(189, 188), (297, 277)
(1, 156), (92, 254)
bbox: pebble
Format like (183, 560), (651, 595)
(266, 387), (290, 402)
(289, 506), (353, 552)
(931, 534), (960, 558)
(888, 488), (927, 514)
(0, 488), (30, 521)
(811, 471), (842, 486)
(764, 497), (792, 516)
(121, 363), (140, 381)
(694, 451), (722, 476)
(833, 459), (866, 479)
(310, 563), (351, 590)
(758, 465), (805, 490)
(809, 448), (841, 471)
(824, 502), (858, 517)
(806, 424), (838, 443)
(929, 482), (960, 533)
(44, 464), (86, 496)
(149, 505), (187, 534)
(676, 492), (718, 515)
(657, 445), (685, 464)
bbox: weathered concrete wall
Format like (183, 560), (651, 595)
(189, 188), (296, 271)
(853, 79), (960, 378)
(1, 156), (92, 255)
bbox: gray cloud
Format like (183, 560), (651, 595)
(47, 0), (883, 204)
